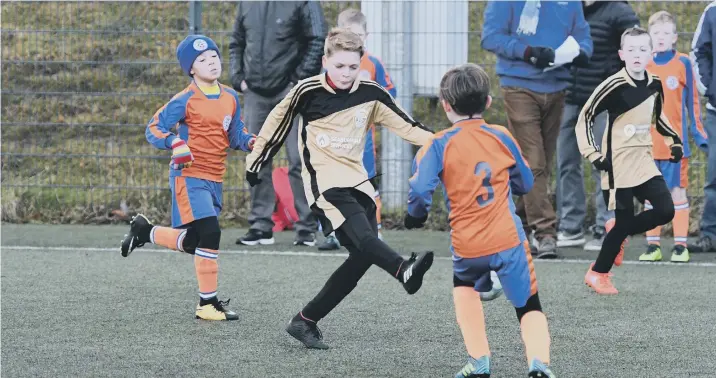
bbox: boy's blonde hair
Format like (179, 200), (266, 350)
(337, 8), (367, 30)
(648, 10), (677, 32)
(324, 27), (365, 57)
(620, 26), (652, 48)
(439, 63), (491, 116)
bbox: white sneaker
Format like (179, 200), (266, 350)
(584, 229), (605, 251)
(556, 231), (586, 247)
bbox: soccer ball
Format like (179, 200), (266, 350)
(479, 271), (503, 301)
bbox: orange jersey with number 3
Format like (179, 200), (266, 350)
(407, 119), (534, 258)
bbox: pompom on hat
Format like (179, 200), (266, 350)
(176, 34), (220, 76)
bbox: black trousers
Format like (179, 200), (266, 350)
(594, 176), (675, 273)
(302, 188), (405, 322)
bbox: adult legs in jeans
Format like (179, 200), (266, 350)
(692, 109), (716, 252)
(242, 87), (317, 239)
(556, 106), (612, 247)
(503, 87), (563, 257)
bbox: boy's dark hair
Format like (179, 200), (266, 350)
(439, 63), (490, 116)
(620, 26), (652, 48)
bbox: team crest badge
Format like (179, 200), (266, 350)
(624, 124), (636, 138)
(193, 39), (208, 51)
(354, 108), (369, 129)
(666, 76), (679, 90)
(316, 133), (330, 148)
(223, 115), (231, 131)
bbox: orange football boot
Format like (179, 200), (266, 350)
(584, 263), (618, 295)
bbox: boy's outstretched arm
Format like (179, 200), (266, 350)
(406, 139), (444, 227)
(245, 81), (307, 184)
(145, 92), (191, 150)
(372, 87), (433, 146)
(228, 91), (255, 152)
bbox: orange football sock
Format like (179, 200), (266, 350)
(453, 287), (490, 359)
(520, 311), (551, 365)
(673, 200), (689, 246)
(150, 226), (187, 252)
(195, 248), (219, 301)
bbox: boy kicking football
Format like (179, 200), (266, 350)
(245, 28), (435, 349)
(405, 63), (554, 378)
(576, 27), (682, 294)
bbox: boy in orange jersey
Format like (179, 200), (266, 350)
(318, 8), (397, 250)
(405, 63), (554, 378)
(120, 35), (255, 321)
(641, 11), (709, 263)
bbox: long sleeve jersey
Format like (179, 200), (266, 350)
(575, 68), (682, 210)
(146, 81), (254, 182)
(407, 119), (534, 259)
(246, 73), (433, 208)
(646, 50), (708, 159)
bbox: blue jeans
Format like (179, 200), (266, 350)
(701, 109), (716, 239)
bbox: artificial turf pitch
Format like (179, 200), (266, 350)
(2, 224), (715, 377)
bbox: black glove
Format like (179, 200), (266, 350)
(572, 49), (589, 67)
(669, 144), (684, 163)
(246, 171), (261, 187)
(592, 156), (612, 172)
(404, 213), (428, 230)
(524, 46), (555, 69)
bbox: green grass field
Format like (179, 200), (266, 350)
(2, 224), (716, 377)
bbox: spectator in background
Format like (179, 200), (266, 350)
(691, 1), (716, 253)
(556, 1), (638, 252)
(482, 0), (593, 258)
(229, 1), (327, 247)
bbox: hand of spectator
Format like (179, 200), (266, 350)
(572, 49), (590, 67)
(669, 144), (684, 163)
(240, 80), (248, 92)
(524, 46), (555, 69)
(248, 136), (256, 151)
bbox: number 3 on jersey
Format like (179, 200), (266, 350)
(474, 162), (494, 207)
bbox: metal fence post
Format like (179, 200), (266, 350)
(189, 1), (202, 34)
(379, 0), (414, 212)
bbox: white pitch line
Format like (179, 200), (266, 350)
(3, 245), (716, 267)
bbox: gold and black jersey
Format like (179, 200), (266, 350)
(575, 67), (682, 210)
(246, 73), (434, 229)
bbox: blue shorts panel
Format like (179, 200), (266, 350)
(362, 126), (377, 178)
(169, 176), (223, 228)
(453, 241), (537, 308)
(655, 159), (687, 190)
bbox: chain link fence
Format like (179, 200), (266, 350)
(1, 1), (711, 231)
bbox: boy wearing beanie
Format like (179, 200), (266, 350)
(120, 35), (255, 321)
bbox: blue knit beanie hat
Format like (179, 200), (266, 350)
(176, 34), (220, 76)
